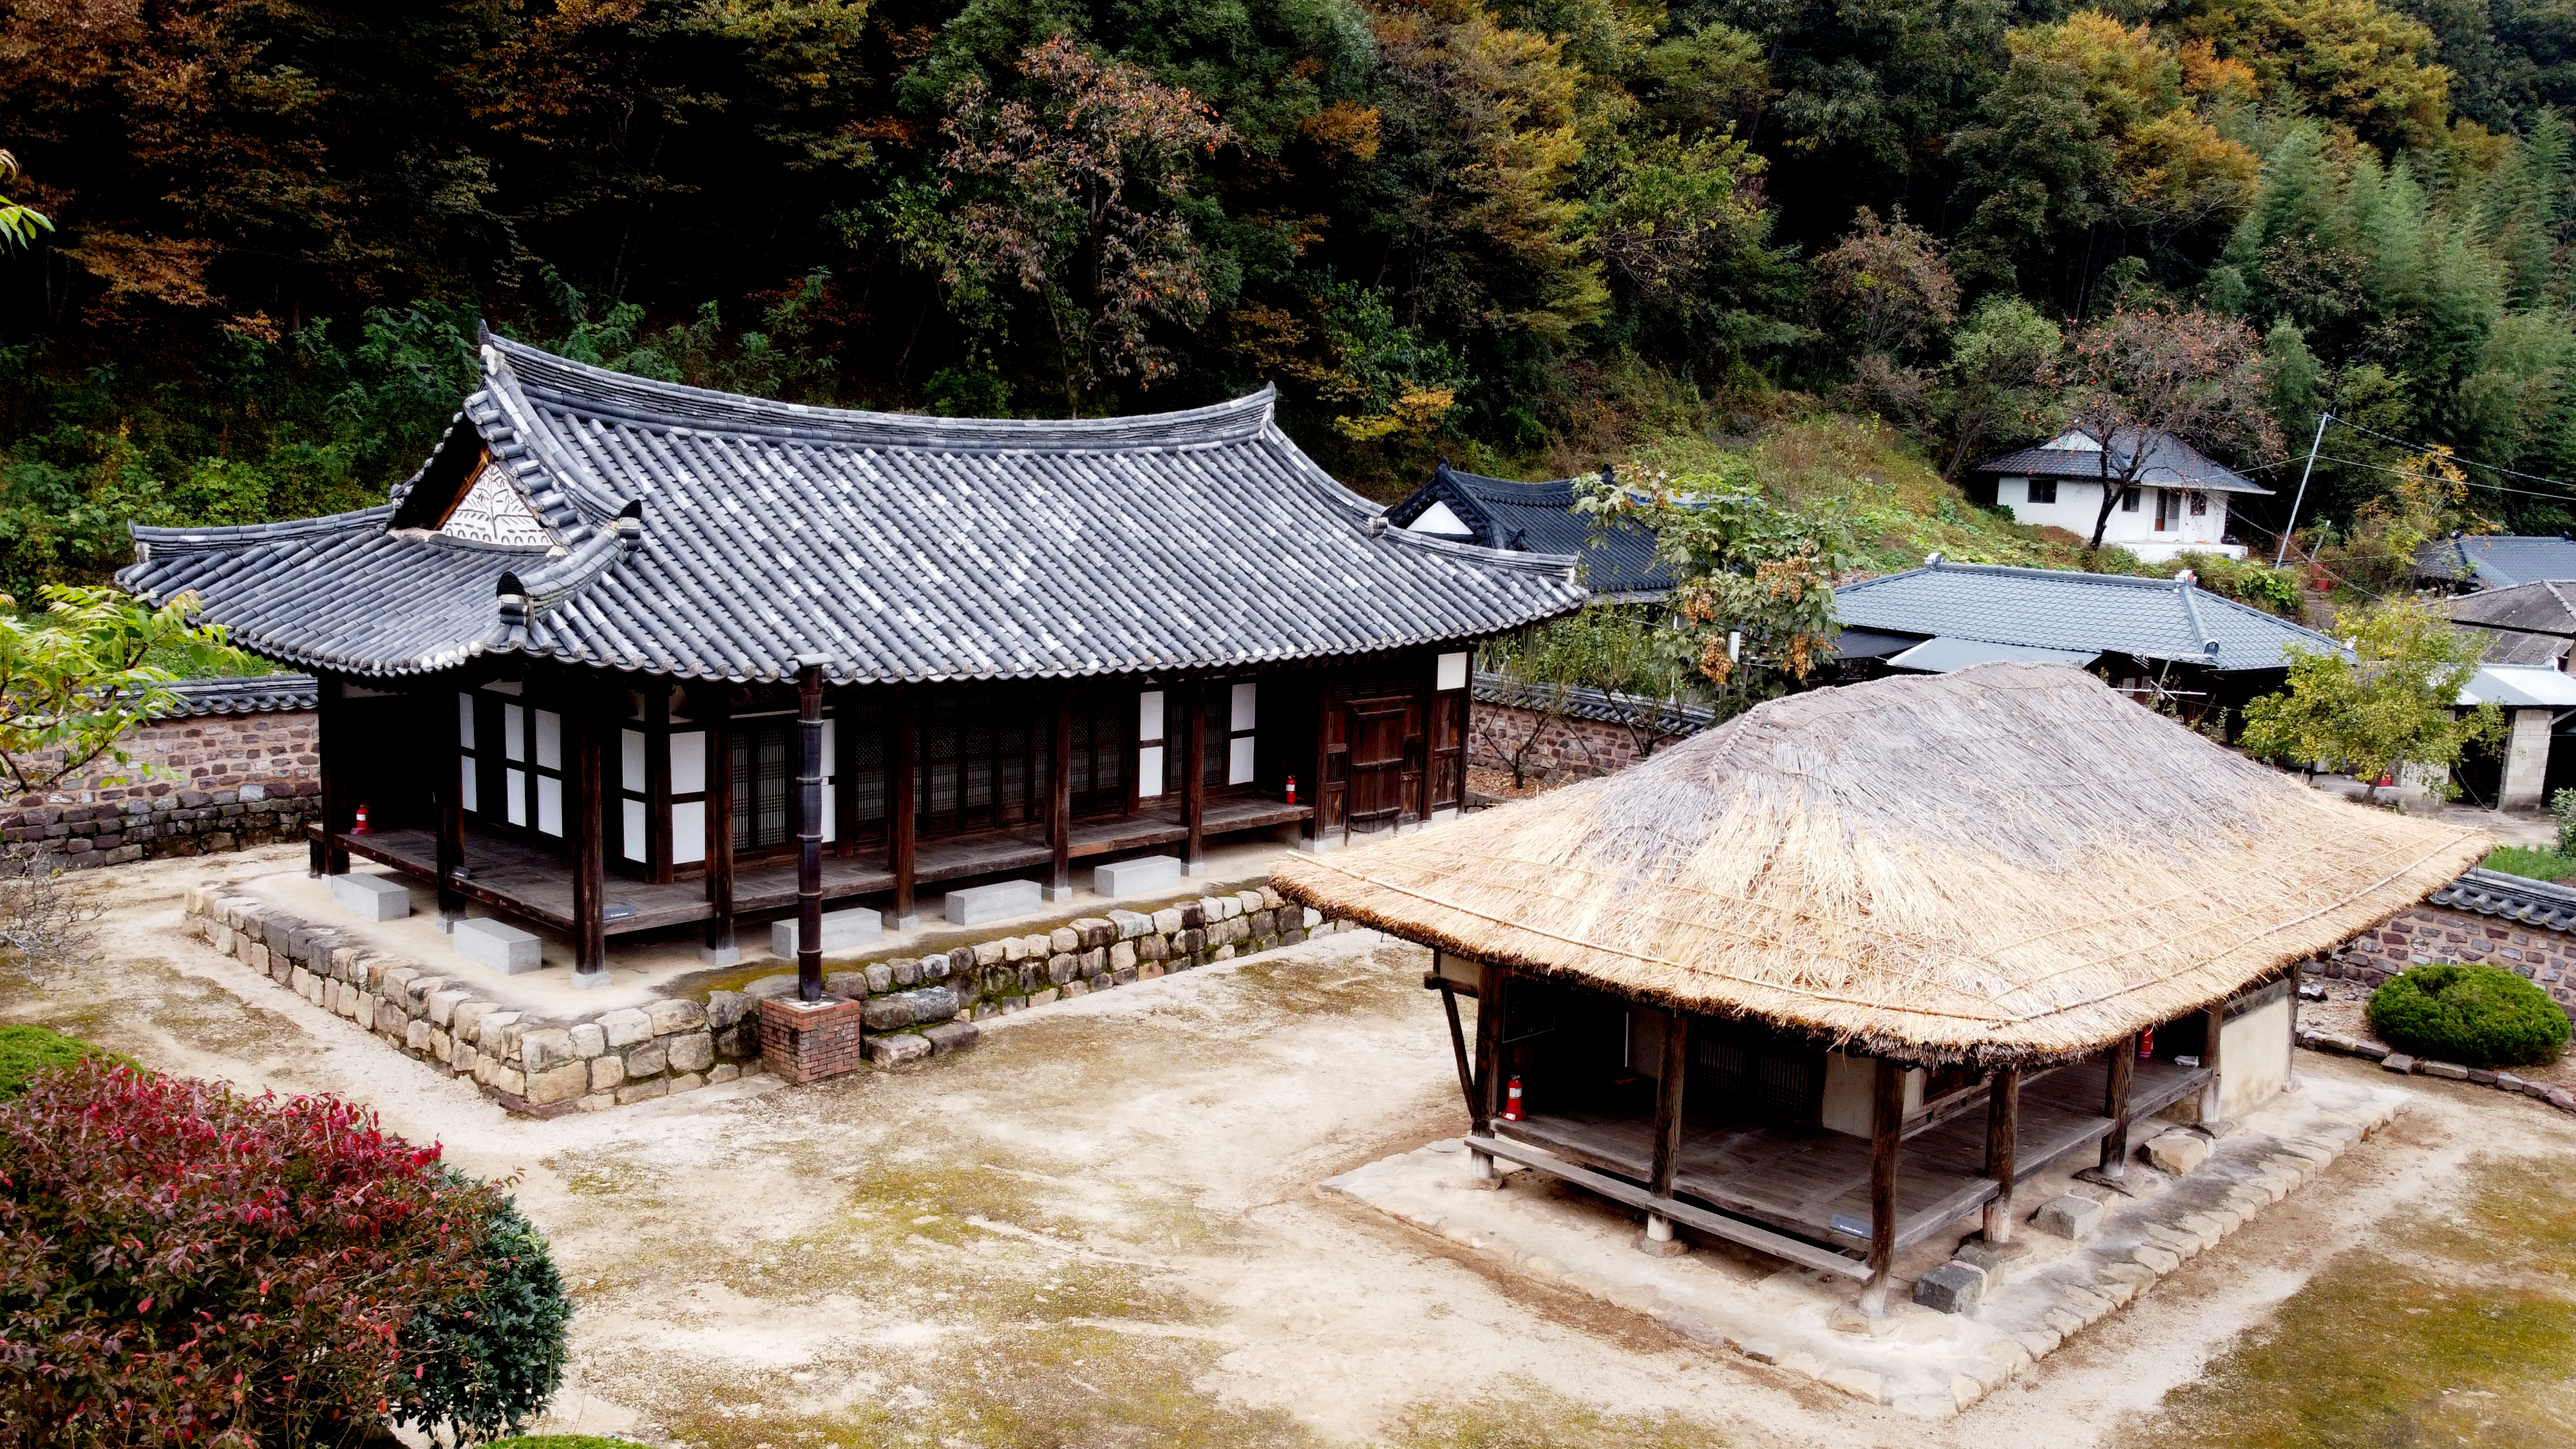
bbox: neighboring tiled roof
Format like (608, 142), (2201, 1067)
(1387, 462), (1672, 597)
(120, 336), (1587, 681)
(2430, 867), (2576, 933)
(2416, 534), (2576, 589)
(1832, 559), (2342, 672)
(1471, 670), (1714, 734)
(1976, 428), (2271, 495)
(2450, 580), (2576, 667)
(161, 674), (319, 715)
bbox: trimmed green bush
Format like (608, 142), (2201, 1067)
(0, 1024), (128, 1097)
(2367, 963), (2571, 1068)
(399, 1184), (574, 1443)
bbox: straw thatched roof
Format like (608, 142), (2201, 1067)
(1274, 663), (2488, 1066)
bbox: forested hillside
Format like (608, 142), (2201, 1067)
(5, 0), (2576, 594)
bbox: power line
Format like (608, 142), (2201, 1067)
(2327, 415), (2576, 495)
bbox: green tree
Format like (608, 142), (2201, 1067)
(2239, 596), (2502, 801)
(2047, 305), (2282, 551)
(0, 149), (48, 249)
(0, 586), (249, 799)
(1937, 296), (2062, 480)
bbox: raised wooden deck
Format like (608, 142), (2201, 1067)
(1490, 1054), (2210, 1259)
(334, 795), (1312, 936)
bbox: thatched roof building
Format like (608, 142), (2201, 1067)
(1277, 663), (2487, 1305)
(1279, 663), (2483, 1065)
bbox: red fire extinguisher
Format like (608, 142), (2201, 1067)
(1503, 1075), (1524, 1121)
(351, 802), (373, 836)
(2138, 1027), (2154, 1059)
(1285, 775), (1298, 805)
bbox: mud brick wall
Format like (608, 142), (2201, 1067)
(1468, 703), (1656, 782)
(2306, 902), (2576, 1010)
(4, 708), (320, 869)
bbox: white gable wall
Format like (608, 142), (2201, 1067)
(1406, 498), (1478, 538)
(1993, 477), (2242, 560)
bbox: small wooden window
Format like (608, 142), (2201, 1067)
(2026, 477), (2057, 504)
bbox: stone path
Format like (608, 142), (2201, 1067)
(1323, 1074), (2407, 1419)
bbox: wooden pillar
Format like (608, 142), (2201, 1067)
(1455, 665), (1474, 812)
(2198, 1000), (2228, 1126)
(313, 677), (351, 876)
(700, 691), (737, 965)
(645, 687), (674, 882)
(1982, 1067), (2022, 1244)
(435, 685), (467, 931)
(1466, 961), (1506, 1186)
(1437, 967), (1477, 1119)
(1642, 1007), (1691, 1253)
(570, 688), (608, 987)
(887, 693), (918, 929)
(1861, 1057), (1905, 1316)
(1414, 656), (1436, 828)
(831, 687), (858, 858)
(2098, 1034), (2138, 1176)
(1046, 685), (1073, 902)
(1305, 677), (1331, 844)
(1182, 681), (1206, 875)
(793, 661), (827, 1002)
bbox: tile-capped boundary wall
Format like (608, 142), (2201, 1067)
(183, 882), (1351, 1116)
(2305, 901), (2576, 1008)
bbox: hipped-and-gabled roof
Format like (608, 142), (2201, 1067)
(1274, 664), (2486, 1066)
(1833, 559), (2340, 673)
(1976, 428), (2271, 495)
(119, 336), (1586, 683)
(2418, 534), (2576, 590)
(1388, 462), (1672, 598)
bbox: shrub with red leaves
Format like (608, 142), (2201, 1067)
(0, 1064), (501, 1448)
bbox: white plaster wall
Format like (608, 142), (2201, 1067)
(1995, 477), (2240, 558)
(2218, 996), (2292, 1120)
(1820, 1051), (1924, 1136)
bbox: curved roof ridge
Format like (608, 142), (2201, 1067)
(134, 506), (396, 551)
(484, 332), (1278, 452)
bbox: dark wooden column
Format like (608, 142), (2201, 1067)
(2098, 1034), (2138, 1176)
(435, 685), (466, 931)
(701, 691), (737, 965)
(1046, 685), (1072, 901)
(2199, 999), (2228, 1126)
(887, 693), (918, 929)
(1982, 1067), (2022, 1244)
(312, 676), (350, 876)
(1305, 677), (1332, 844)
(1182, 681), (1206, 874)
(645, 686), (673, 882)
(1414, 654), (1437, 827)
(794, 661), (826, 1003)
(1862, 1057), (1905, 1316)
(1467, 961), (1508, 1186)
(1643, 1008), (1692, 1253)
(569, 687), (609, 987)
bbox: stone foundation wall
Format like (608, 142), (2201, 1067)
(2306, 901), (2576, 1010)
(183, 881), (1351, 1114)
(7, 708), (321, 869)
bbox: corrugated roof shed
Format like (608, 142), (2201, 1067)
(2449, 579), (2576, 667)
(120, 336), (1586, 683)
(1387, 462), (1671, 597)
(1832, 560), (2340, 672)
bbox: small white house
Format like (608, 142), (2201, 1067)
(1972, 428), (2270, 562)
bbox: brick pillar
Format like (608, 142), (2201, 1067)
(759, 996), (865, 1084)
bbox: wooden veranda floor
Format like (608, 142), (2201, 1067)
(335, 795), (1311, 936)
(1491, 1054), (2210, 1257)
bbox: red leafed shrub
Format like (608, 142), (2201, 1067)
(0, 1064), (501, 1448)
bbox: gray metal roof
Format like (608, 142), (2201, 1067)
(1832, 560), (2342, 672)
(2430, 867), (2576, 933)
(120, 336), (1586, 683)
(1388, 463), (1672, 596)
(2416, 534), (2576, 589)
(1976, 428), (2271, 495)
(160, 674), (319, 715)
(2450, 580), (2576, 667)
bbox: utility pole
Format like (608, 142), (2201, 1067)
(2275, 412), (2333, 568)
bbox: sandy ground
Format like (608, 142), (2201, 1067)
(17, 846), (2576, 1448)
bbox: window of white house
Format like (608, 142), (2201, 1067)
(2119, 486), (2140, 512)
(2027, 477), (2058, 504)
(1227, 681), (1256, 784)
(1136, 690), (1166, 799)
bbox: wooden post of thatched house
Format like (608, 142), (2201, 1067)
(120, 333), (1584, 1018)
(1276, 663), (2487, 1314)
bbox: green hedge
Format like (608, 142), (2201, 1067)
(0, 1025), (129, 1097)
(2367, 963), (2572, 1068)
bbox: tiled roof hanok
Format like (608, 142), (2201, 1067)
(2416, 534), (2576, 589)
(1387, 462), (1672, 598)
(120, 336), (1587, 683)
(1832, 558), (2343, 673)
(1975, 428), (2272, 495)
(2430, 867), (2576, 933)
(160, 674), (320, 716)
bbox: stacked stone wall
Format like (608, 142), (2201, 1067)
(1468, 704), (1654, 783)
(2306, 902), (2576, 1010)
(6, 709), (321, 869)
(183, 882), (1350, 1113)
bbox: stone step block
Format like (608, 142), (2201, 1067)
(1091, 854), (1182, 898)
(768, 907), (882, 959)
(331, 872), (412, 921)
(944, 878), (1043, 927)
(454, 918), (541, 976)
(2140, 1130), (2211, 1175)
(2031, 1194), (2105, 1240)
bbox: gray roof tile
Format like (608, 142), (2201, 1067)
(1833, 560), (2341, 672)
(122, 337), (1586, 681)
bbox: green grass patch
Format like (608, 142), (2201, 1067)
(2121, 1152), (2576, 1448)
(2482, 845), (2576, 882)
(488, 1437), (649, 1449)
(0, 1024), (129, 1097)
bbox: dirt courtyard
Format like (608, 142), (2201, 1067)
(21, 848), (2576, 1448)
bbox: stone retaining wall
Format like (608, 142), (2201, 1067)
(184, 882), (1350, 1115)
(1468, 703), (1656, 783)
(8, 703), (321, 869)
(2305, 901), (2576, 1010)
